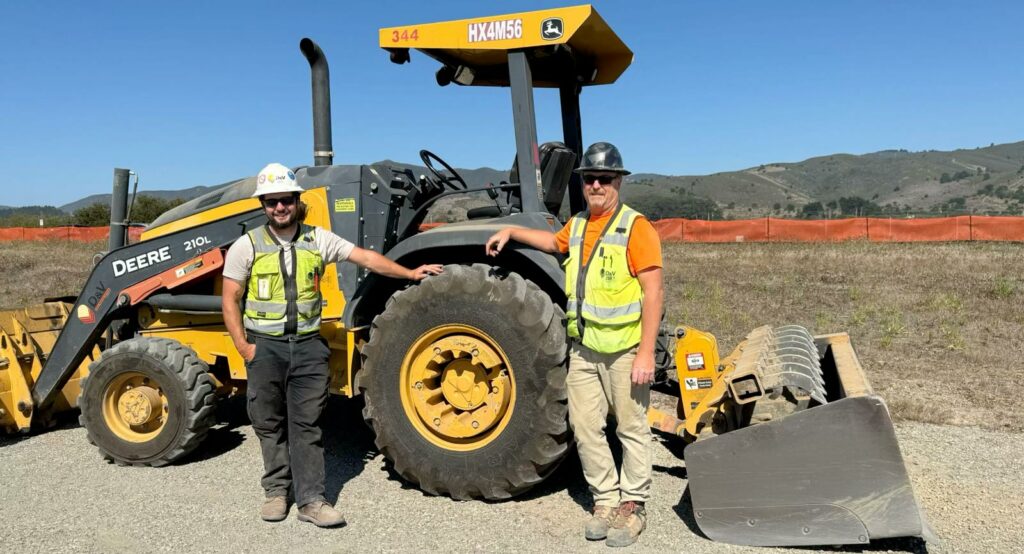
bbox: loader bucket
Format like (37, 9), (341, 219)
(684, 333), (936, 547)
(0, 301), (94, 434)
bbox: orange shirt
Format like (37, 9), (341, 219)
(554, 209), (663, 276)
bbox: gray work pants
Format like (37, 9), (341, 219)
(245, 333), (331, 507)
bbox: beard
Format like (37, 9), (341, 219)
(267, 209), (298, 230)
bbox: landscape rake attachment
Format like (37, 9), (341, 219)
(651, 325), (936, 547)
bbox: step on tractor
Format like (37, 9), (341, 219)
(0, 5), (933, 548)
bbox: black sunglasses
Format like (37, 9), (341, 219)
(261, 196), (297, 208)
(582, 174), (616, 185)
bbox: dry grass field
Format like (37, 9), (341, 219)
(2, 239), (1021, 432)
(663, 241), (1024, 432)
(0, 240), (104, 308)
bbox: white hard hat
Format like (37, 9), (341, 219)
(252, 163), (304, 197)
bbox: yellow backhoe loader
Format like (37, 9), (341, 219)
(0, 5), (933, 547)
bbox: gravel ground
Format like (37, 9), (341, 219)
(1, 399), (1021, 553)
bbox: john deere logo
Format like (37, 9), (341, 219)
(541, 18), (563, 40)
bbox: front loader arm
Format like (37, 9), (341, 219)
(30, 209), (266, 411)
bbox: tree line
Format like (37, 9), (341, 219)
(0, 196), (185, 228)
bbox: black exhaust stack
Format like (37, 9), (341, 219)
(109, 168), (130, 251)
(299, 38), (333, 167)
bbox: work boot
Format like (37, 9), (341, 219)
(606, 501), (647, 547)
(297, 500), (347, 528)
(260, 496), (289, 522)
(584, 504), (617, 540)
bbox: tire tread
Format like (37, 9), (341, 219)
(78, 337), (216, 466)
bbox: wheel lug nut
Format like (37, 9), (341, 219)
(471, 349), (479, 357)
(433, 418), (441, 426)
(414, 381), (423, 390)
(471, 421), (479, 429)
(434, 347), (441, 355)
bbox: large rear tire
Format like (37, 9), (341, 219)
(359, 264), (569, 500)
(79, 337), (216, 466)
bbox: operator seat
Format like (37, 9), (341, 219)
(467, 141), (577, 219)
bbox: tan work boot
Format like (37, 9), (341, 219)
(606, 501), (647, 547)
(584, 504), (618, 540)
(297, 500), (347, 528)
(260, 496), (289, 522)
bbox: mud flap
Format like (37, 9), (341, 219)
(685, 395), (936, 547)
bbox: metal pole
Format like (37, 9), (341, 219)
(508, 51), (542, 214)
(109, 168), (130, 251)
(559, 83), (585, 216)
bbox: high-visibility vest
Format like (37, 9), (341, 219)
(243, 224), (324, 337)
(565, 204), (644, 353)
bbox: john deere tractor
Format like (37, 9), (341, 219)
(0, 5), (932, 547)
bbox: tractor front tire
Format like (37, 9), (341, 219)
(360, 264), (569, 500)
(79, 337), (216, 466)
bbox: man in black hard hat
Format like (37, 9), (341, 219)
(486, 142), (664, 547)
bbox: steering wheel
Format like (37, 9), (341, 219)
(419, 149), (468, 191)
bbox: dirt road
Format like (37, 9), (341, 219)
(1, 399), (1019, 553)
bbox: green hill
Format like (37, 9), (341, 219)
(628, 141), (1024, 218)
(32, 140), (1024, 222)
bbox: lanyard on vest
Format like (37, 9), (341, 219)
(574, 203), (625, 341)
(263, 224), (302, 336)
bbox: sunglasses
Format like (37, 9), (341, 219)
(261, 196), (297, 208)
(582, 174), (617, 185)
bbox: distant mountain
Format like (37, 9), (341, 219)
(626, 141), (1024, 217)
(59, 185), (219, 214)
(48, 141), (1024, 219)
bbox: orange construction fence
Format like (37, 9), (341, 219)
(2, 217), (1023, 244)
(0, 226), (144, 243)
(603, 216), (1022, 242)
(663, 216), (1024, 242)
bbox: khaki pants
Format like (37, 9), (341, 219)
(567, 344), (652, 506)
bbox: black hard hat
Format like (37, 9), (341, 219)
(575, 142), (631, 175)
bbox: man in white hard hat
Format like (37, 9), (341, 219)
(222, 162), (443, 527)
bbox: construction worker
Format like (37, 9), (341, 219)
(485, 142), (663, 547)
(222, 163), (442, 527)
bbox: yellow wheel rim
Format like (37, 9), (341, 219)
(102, 372), (168, 442)
(400, 325), (515, 451)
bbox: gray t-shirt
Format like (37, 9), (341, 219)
(222, 225), (355, 282)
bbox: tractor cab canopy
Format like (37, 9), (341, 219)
(380, 5), (633, 216)
(379, 5), (632, 87)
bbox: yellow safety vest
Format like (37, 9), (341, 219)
(565, 204), (644, 353)
(243, 224), (324, 337)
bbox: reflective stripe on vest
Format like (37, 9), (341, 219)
(564, 204), (644, 353)
(243, 224), (324, 337)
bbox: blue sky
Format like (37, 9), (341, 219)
(2, 1), (1022, 207)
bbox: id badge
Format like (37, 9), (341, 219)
(257, 277), (271, 300)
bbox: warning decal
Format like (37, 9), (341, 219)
(334, 198), (356, 212)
